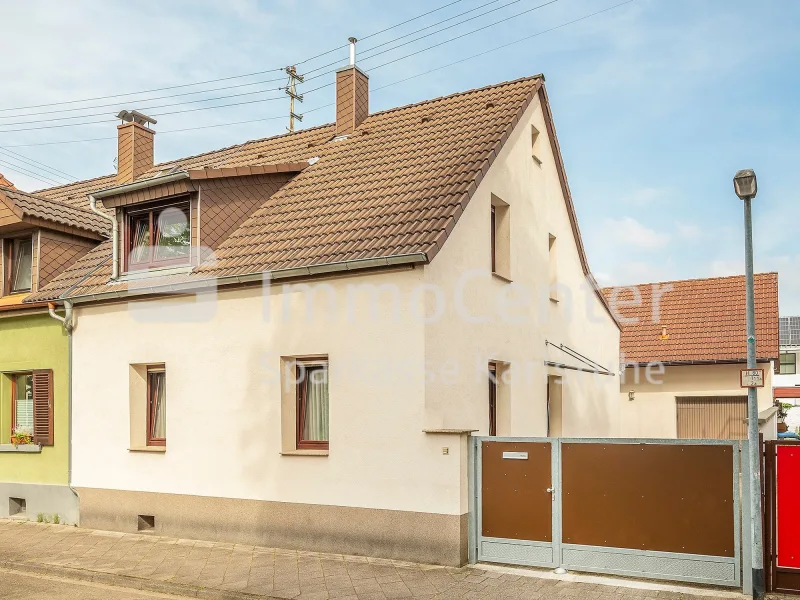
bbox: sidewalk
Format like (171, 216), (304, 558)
(0, 520), (745, 600)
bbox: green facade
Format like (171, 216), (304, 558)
(0, 311), (69, 484)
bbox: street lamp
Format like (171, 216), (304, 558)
(734, 169), (758, 200)
(734, 168), (764, 600)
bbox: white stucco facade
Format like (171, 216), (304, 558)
(619, 362), (775, 438)
(775, 346), (800, 387)
(67, 92), (620, 561)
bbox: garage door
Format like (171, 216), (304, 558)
(676, 396), (747, 440)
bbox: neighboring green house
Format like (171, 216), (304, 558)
(0, 179), (107, 523)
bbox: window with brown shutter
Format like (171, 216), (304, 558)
(32, 369), (53, 446)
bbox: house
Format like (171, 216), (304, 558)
(775, 316), (800, 386)
(773, 316), (800, 430)
(602, 273), (779, 440)
(0, 174), (108, 523)
(25, 63), (620, 565)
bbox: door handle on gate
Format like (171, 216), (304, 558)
(546, 487), (555, 493)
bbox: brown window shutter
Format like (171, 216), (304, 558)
(32, 369), (54, 446)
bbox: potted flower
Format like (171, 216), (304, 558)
(10, 429), (34, 446)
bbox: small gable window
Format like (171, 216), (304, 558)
(9, 237), (33, 294)
(126, 200), (190, 271)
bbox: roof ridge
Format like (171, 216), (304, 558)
(31, 76), (544, 197)
(32, 172), (114, 195)
(365, 74), (544, 122)
(601, 271), (778, 291)
(4, 185), (100, 215)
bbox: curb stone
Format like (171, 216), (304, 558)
(0, 559), (284, 600)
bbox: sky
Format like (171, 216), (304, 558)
(1, 0), (799, 311)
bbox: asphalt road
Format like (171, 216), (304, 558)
(0, 568), (187, 600)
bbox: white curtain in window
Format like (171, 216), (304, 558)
(11, 239), (33, 292)
(150, 372), (166, 439)
(14, 374), (34, 434)
(303, 368), (329, 441)
(131, 218), (150, 264)
(154, 207), (190, 261)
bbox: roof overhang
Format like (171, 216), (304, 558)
(623, 358), (774, 367)
(91, 171), (191, 200)
(187, 162), (309, 180)
(56, 252), (428, 304)
(90, 162), (310, 203)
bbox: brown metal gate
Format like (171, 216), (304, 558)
(765, 440), (800, 594)
(474, 438), (741, 587)
(478, 440), (556, 567)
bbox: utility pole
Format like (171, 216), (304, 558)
(733, 169), (764, 600)
(284, 66), (304, 133)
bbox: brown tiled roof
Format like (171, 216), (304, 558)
(33, 125), (336, 209)
(601, 273), (779, 365)
(28, 75), (610, 319)
(0, 186), (110, 237)
(0, 173), (15, 189)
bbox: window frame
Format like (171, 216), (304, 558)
(146, 365), (166, 447)
(10, 371), (33, 435)
(296, 360), (329, 451)
(124, 198), (191, 272)
(780, 352), (797, 375)
(490, 205), (497, 274)
(5, 236), (34, 295)
(488, 363), (497, 436)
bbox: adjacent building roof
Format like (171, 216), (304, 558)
(0, 185), (109, 238)
(602, 273), (779, 365)
(0, 173), (15, 189)
(27, 75), (612, 325)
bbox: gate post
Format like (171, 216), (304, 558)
(742, 440), (753, 596)
(552, 438), (563, 572)
(468, 435), (478, 564)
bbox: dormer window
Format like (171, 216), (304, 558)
(9, 237), (33, 294)
(125, 199), (190, 271)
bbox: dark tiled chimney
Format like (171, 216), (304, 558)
(335, 37), (369, 137)
(116, 110), (157, 184)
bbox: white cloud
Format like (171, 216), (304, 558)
(602, 216), (670, 249)
(709, 260), (741, 277)
(676, 221), (702, 239)
(622, 187), (667, 207)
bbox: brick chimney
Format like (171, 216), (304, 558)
(335, 38), (369, 137)
(116, 110), (157, 184)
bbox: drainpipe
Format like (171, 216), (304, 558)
(48, 301), (73, 333)
(47, 301), (80, 524)
(89, 194), (118, 280)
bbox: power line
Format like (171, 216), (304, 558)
(298, 0), (559, 87)
(360, 0), (560, 68)
(0, 151), (72, 183)
(0, 0), (472, 116)
(304, 0), (510, 76)
(299, 0), (558, 88)
(0, 86), (287, 127)
(0, 77), (293, 120)
(371, 0), (636, 92)
(0, 0), (531, 131)
(0, 158), (66, 186)
(0, 1), (634, 147)
(0, 147), (77, 181)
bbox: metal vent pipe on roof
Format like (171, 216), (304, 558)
(349, 37), (357, 66)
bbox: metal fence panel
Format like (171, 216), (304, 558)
(473, 437), (741, 588)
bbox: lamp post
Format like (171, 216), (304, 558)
(733, 168), (764, 600)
